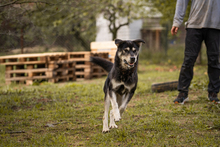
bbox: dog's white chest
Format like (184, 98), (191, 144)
(111, 79), (135, 92)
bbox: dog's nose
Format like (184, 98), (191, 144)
(130, 57), (135, 63)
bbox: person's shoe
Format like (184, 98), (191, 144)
(173, 92), (189, 104)
(208, 92), (220, 104)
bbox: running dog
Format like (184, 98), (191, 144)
(90, 39), (145, 133)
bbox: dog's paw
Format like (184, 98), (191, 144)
(102, 128), (110, 133)
(109, 124), (118, 129)
(114, 114), (121, 122)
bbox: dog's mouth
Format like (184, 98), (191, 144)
(124, 59), (135, 68)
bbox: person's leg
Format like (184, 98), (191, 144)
(204, 28), (220, 98)
(174, 28), (204, 104)
(178, 28), (203, 93)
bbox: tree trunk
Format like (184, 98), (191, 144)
(112, 29), (117, 40)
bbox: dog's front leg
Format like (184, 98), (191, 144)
(103, 95), (110, 133)
(109, 110), (118, 129)
(110, 91), (121, 121)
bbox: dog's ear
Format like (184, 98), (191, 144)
(115, 39), (123, 47)
(133, 39), (145, 47)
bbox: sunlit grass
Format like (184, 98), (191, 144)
(0, 61), (219, 146)
(0, 46), (219, 146)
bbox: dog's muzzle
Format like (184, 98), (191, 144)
(130, 57), (135, 63)
(124, 57), (135, 68)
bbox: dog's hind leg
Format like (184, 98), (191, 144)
(103, 95), (110, 133)
(119, 93), (133, 116)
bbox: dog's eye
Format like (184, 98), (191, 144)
(124, 50), (129, 53)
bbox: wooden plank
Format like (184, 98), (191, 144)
(68, 52), (91, 61)
(69, 58), (90, 62)
(47, 54), (68, 62)
(75, 64), (90, 68)
(44, 52), (68, 56)
(0, 53), (46, 59)
(75, 71), (90, 75)
(90, 41), (116, 50)
(5, 75), (52, 81)
(1, 61), (47, 65)
(48, 60), (75, 64)
(55, 68), (75, 72)
(5, 68), (49, 74)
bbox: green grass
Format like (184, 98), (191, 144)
(139, 43), (208, 65)
(0, 61), (219, 146)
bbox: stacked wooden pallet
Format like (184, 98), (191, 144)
(90, 41), (117, 62)
(0, 51), (110, 85)
(0, 53), (76, 85)
(0, 41), (117, 85)
(46, 53), (76, 83)
(90, 52), (109, 78)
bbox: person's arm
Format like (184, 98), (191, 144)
(171, 0), (189, 35)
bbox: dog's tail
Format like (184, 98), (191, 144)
(90, 56), (113, 73)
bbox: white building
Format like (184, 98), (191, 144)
(95, 13), (143, 41)
(95, 9), (166, 51)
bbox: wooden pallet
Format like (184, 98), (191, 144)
(0, 54), (47, 64)
(0, 51), (111, 84)
(5, 66), (76, 85)
(90, 41), (117, 62)
(68, 51), (90, 61)
(90, 65), (107, 78)
(46, 52), (68, 63)
(0, 53), (76, 85)
(69, 51), (109, 80)
(90, 52), (110, 78)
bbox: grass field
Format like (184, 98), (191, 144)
(0, 48), (219, 146)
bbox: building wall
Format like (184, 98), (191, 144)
(95, 13), (143, 41)
(129, 19), (143, 40)
(96, 14), (112, 41)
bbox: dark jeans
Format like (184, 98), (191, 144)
(178, 28), (220, 94)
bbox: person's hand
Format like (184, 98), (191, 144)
(171, 26), (179, 36)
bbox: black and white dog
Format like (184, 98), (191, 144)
(90, 39), (145, 133)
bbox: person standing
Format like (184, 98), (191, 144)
(171, 0), (220, 104)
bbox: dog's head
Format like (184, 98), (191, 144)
(115, 39), (145, 69)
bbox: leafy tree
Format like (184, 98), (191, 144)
(148, 0), (191, 24)
(0, 0), (99, 52)
(0, 0), (167, 53)
(102, 0), (149, 40)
